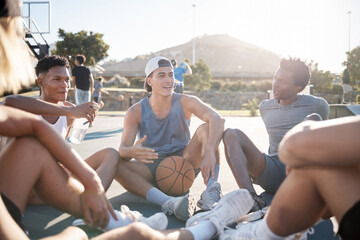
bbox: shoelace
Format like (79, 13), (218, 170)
(206, 185), (222, 203)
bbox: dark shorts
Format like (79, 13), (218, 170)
(93, 96), (100, 103)
(145, 149), (200, 186)
(252, 154), (286, 194)
(1, 193), (28, 235)
(338, 199), (360, 239)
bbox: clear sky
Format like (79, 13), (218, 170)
(23, 0), (360, 74)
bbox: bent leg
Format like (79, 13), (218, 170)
(183, 123), (220, 169)
(0, 137), (83, 217)
(223, 128), (265, 193)
(267, 166), (360, 236)
(115, 159), (154, 198)
(85, 148), (120, 191)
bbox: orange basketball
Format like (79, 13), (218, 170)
(156, 156), (195, 196)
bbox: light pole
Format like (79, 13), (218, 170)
(348, 11), (351, 52)
(192, 3), (196, 64)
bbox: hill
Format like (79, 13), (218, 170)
(101, 34), (280, 79)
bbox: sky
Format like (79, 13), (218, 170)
(23, 0), (360, 74)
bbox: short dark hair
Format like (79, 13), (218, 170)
(35, 55), (70, 77)
(280, 58), (310, 91)
(75, 54), (86, 64)
(144, 73), (153, 92)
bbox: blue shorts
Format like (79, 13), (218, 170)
(252, 154), (286, 194)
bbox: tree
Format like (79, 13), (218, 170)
(344, 45), (360, 85)
(51, 28), (109, 67)
(184, 59), (212, 92)
(309, 61), (334, 93)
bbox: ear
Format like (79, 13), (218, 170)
(146, 76), (152, 86)
(37, 77), (43, 87)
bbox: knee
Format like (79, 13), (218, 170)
(223, 128), (244, 146)
(304, 113), (322, 122)
(103, 147), (121, 164)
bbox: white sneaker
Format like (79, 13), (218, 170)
(186, 189), (254, 235)
(285, 228), (314, 240)
(121, 205), (168, 231)
(197, 182), (223, 211)
(161, 194), (195, 221)
(219, 220), (315, 240)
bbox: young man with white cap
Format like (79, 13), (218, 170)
(116, 56), (225, 221)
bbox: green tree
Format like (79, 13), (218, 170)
(309, 61), (334, 93)
(51, 28), (109, 67)
(344, 45), (360, 85)
(184, 59), (211, 92)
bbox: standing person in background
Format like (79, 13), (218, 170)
(93, 77), (109, 104)
(342, 62), (352, 103)
(72, 54), (94, 105)
(171, 59), (192, 94)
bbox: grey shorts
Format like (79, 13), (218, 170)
(145, 149), (200, 186)
(252, 154), (286, 194)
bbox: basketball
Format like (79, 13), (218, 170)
(156, 156), (195, 196)
(117, 94), (124, 101)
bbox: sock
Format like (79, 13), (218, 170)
(207, 164), (220, 189)
(103, 210), (133, 231)
(146, 187), (172, 206)
(255, 219), (285, 240)
(187, 220), (217, 240)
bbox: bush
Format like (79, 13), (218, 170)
(130, 77), (145, 88)
(211, 81), (222, 91)
(332, 84), (344, 95)
(247, 98), (259, 117)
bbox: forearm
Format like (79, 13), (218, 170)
(279, 117), (360, 168)
(33, 119), (103, 192)
(4, 96), (69, 116)
(205, 115), (225, 152)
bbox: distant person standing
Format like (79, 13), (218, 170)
(93, 77), (109, 104)
(72, 54), (94, 105)
(171, 59), (192, 94)
(342, 62), (352, 103)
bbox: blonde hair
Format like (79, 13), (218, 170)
(0, 3), (35, 95)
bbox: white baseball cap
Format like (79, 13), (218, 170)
(145, 57), (173, 77)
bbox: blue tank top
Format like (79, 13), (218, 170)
(138, 93), (191, 157)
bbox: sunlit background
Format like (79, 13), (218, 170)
(24, 0), (360, 73)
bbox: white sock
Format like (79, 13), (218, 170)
(146, 187), (172, 206)
(187, 220), (217, 240)
(255, 219), (285, 240)
(103, 210), (133, 231)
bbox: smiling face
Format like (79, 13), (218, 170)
(272, 67), (302, 104)
(146, 67), (174, 96)
(38, 66), (71, 103)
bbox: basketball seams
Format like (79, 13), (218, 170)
(156, 156), (195, 196)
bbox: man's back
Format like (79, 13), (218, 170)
(72, 65), (90, 91)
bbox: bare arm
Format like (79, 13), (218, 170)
(90, 73), (94, 95)
(0, 106), (114, 228)
(4, 95), (98, 123)
(279, 116), (360, 168)
(72, 76), (77, 91)
(182, 95), (225, 184)
(185, 62), (192, 75)
(118, 103), (158, 163)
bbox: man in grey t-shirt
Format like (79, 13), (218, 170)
(223, 58), (329, 221)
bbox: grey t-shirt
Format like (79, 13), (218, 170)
(260, 94), (329, 155)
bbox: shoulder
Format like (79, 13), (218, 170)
(259, 98), (276, 109)
(126, 102), (141, 120)
(301, 94), (328, 106)
(181, 94), (202, 106)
